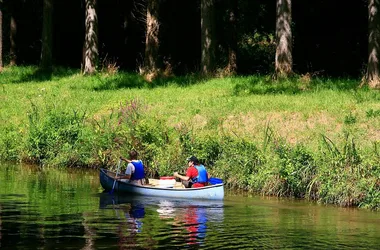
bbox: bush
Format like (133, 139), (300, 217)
(26, 105), (86, 166)
(0, 125), (22, 161)
(211, 137), (263, 189)
(263, 142), (316, 198)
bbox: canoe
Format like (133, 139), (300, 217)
(99, 168), (224, 200)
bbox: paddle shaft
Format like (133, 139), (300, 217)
(110, 159), (122, 194)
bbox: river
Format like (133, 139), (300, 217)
(0, 163), (379, 249)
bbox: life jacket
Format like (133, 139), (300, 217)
(130, 160), (145, 180)
(192, 165), (208, 183)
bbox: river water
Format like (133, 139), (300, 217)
(0, 163), (379, 249)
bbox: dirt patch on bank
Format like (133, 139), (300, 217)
(221, 111), (343, 144)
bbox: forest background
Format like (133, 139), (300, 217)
(0, 0), (379, 210)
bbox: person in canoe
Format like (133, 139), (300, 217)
(116, 150), (146, 186)
(173, 156), (210, 188)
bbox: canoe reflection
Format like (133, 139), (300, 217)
(99, 193), (224, 245)
(155, 199), (210, 245)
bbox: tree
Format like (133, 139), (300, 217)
(226, 0), (238, 75)
(82, 0), (98, 75)
(362, 0), (380, 88)
(9, 5), (16, 66)
(201, 0), (216, 75)
(275, 0), (293, 78)
(143, 0), (161, 80)
(41, 0), (53, 71)
(0, 0), (3, 70)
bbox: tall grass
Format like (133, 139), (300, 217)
(0, 66), (379, 210)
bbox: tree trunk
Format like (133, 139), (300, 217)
(41, 0), (53, 71)
(144, 0), (160, 80)
(10, 15), (16, 66)
(82, 0), (98, 75)
(363, 0), (380, 88)
(0, 4), (3, 70)
(201, 0), (216, 75)
(275, 0), (293, 78)
(226, 0), (237, 75)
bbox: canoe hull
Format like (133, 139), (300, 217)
(99, 168), (224, 200)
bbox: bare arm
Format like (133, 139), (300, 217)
(120, 156), (131, 163)
(173, 172), (190, 181)
(115, 161), (132, 180)
(116, 174), (131, 180)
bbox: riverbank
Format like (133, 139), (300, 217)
(1, 66), (379, 210)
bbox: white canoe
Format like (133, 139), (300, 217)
(99, 168), (224, 200)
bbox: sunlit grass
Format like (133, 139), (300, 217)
(1, 66), (379, 209)
(1, 66), (379, 149)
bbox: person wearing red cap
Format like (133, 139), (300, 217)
(173, 156), (210, 188)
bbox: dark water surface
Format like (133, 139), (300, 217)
(0, 163), (379, 249)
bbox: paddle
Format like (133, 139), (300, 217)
(109, 158), (122, 194)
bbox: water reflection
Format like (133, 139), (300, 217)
(1, 164), (380, 249)
(155, 199), (210, 245)
(99, 193), (225, 247)
(0, 204), (2, 249)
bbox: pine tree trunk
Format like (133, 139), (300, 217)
(275, 0), (293, 78)
(0, 5), (3, 70)
(9, 15), (16, 66)
(201, 0), (216, 75)
(83, 0), (98, 75)
(144, 0), (160, 79)
(364, 0), (380, 88)
(226, 0), (237, 75)
(41, 0), (53, 71)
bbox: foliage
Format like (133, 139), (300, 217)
(237, 33), (276, 75)
(0, 125), (22, 161)
(266, 142), (316, 198)
(312, 134), (366, 207)
(344, 112), (357, 125)
(212, 137), (263, 189)
(366, 109), (380, 118)
(26, 103), (87, 167)
(1, 67), (380, 210)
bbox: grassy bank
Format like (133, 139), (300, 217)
(0, 66), (379, 210)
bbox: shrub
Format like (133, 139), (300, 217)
(26, 104), (86, 166)
(0, 125), (22, 161)
(314, 134), (365, 207)
(211, 137), (264, 189)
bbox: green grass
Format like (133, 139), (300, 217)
(1, 66), (379, 210)
(1, 66), (379, 156)
(2, 67), (378, 141)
